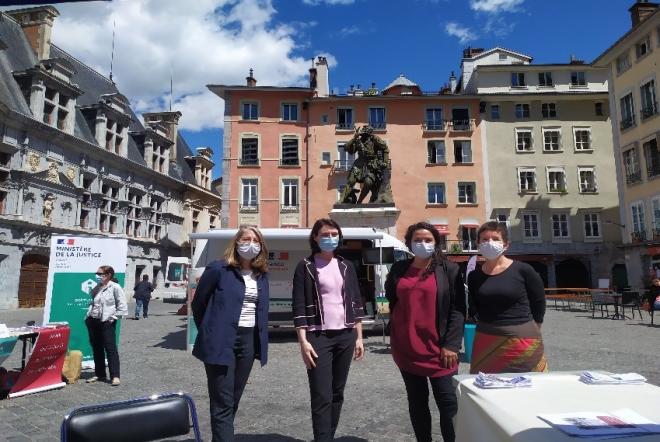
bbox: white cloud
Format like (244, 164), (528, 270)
(302, 0), (354, 4)
(32, 0), (323, 131)
(444, 22), (476, 44)
(470, 0), (524, 13)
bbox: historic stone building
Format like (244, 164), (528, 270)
(461, 46), (623, 288)
(0, 6), (220, 309)
(593, 1), (660, 288)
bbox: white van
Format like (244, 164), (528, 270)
(189, 227), (410, 327)
(162, 256), (190, 303)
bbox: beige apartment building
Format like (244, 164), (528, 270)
(460, 47), (623, 287)
(593, 1), (660, 289)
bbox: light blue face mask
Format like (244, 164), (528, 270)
(94, 275), (103, 283)
(319, 236), (339, 252)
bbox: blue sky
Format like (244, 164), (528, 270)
(182, 0), (634, 178)
(7, 0), (635, 179)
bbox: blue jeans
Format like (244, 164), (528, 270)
(134, 299), (149, 318)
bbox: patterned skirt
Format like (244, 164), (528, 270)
(469, 321), (548, 374)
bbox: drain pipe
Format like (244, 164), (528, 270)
(304, 97), (311, 227)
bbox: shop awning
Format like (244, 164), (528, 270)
(459, 218), (480, 228)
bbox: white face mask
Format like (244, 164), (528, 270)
(478, 240), (505, 260)
(237, 242), (261, 260)
(412, 241), (435, 259)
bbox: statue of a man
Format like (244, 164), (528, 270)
(42, 194), (55, 226)
(339, 126), (393, 204)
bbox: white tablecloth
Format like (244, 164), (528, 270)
(454, 372), (660, 441)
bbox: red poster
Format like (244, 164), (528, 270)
(9, 325), (70, 398)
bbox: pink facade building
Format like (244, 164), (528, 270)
(210, 60), (486, 253)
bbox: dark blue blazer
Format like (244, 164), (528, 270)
(191, 260), (269, 366)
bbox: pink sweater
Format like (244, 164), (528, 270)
(309, 256), (347, 330)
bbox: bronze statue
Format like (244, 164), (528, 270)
(339, 125), (393, 205)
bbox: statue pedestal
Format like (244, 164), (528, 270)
(329, 204), (401, 236)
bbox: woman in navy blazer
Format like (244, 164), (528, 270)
(192, 226), (270, 442)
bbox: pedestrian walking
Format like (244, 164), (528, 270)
(191, 226), (270, 442)
(467, 221), (548, 374)
(133, 274), (154, 319)
(292, 218), (365, 442)
(385, 221), (465, 442)
(85, 265), (128, 387)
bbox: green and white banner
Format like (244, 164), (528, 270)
(43, 236), (128, 365)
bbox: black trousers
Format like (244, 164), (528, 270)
(85, 317), (120, 379)
(204, 326), (257, 442)
(306, 328), (356, 442)
(400, 370), (457, 442)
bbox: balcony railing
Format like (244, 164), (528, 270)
(625, 170), (642, 184)
(335, 123), (355, 130)
(332, 160), (353, 173)
(445, 239), (478, 253)
(239, 203), (259, 213)
(239, 157), (259, 166)
(620, 116), (636, 130)
(369, 121), (386, 130)
(648, 162), (660, 178)
(279, 158), (300, 166)
(451, 119), (473, 131)
(641, 102), (658, 120)
(631, 230), (647, 243)
(280, 204), (299, 213)
(580, 185), (597, 193)
(424, 120), (447, 131)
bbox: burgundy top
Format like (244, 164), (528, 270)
(390, 266), (457, 378)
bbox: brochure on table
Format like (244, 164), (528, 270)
(538, 408), (660, 438)
(43, 236), (128, 368)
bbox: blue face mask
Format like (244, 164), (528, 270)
(319, 236), (339, 252)
(94, 275), (103, 283)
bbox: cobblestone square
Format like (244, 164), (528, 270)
(0, 301), (658, 441)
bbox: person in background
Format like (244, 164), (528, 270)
(648, 278), (660, 310)
(292, 218), (365, 442)
(467, 221), (547, 374)
(85, 265), (128, 386)
(133, 274), (154, 319)
(385, 221), (465, 442)
(192, 226), (270, 442)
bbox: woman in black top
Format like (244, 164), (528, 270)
(467, 221), (548, 374)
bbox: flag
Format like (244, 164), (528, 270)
(56, 238), (75, 245)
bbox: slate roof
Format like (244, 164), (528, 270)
(49, 44), (148, 165)
(0, 13), (36, 115)
(0, 11), (200, 186)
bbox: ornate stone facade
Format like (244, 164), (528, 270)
(0, 7), (220, 309)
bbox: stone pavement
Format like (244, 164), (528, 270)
(0, 301), (658, 441)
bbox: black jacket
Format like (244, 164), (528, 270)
(133, 280), (154, 300)
(292, 255), (364, 328)
(385, 258), (466, 352)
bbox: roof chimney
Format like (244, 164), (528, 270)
(629, 1), (659, 27)
(309, 58), (318, 90)
(6, 6), (59, 60)
(462, 46), (485, 59)
(449, 71), (457, 93)
(143, 111), (182, 163)
(246, 68), (257, 87)
(313, 56), (329, 97)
